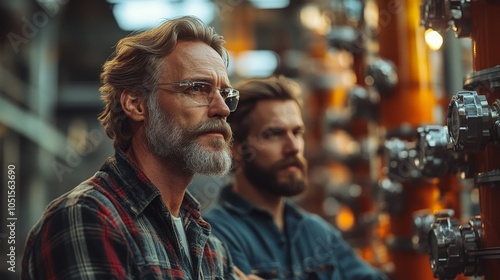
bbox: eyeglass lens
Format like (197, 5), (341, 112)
(197, 83), (238, 112)
(225, 94), (239, 112)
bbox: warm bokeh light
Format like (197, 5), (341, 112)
(300, 4), (331, 35)
(335, 204), (355, 232)
(234, 50), (279, 78)
(424, 29), (444, 51)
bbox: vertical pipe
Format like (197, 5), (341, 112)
(376, 0), (439, 279)
(470, 1), (500, 278)
(477, 181), (500, 278)
(471, 1), (500, 72)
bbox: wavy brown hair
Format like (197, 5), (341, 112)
(228, 75), (302, 144)
(98, 16), (228, 150)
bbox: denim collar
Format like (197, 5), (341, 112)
(218, 185), (304, 221)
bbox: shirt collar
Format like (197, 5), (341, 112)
(99, 149), (201, 217)
(219, 185), (305, 220)
(182, 191), (203, 220)
(219, 185), (255, 214)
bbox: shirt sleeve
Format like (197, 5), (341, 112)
(319, 219), (388, 280)
(219, 237), (252, 275)
(205, 216), (254, 275)
(218, 238), (241, 280)
(22, 204), (136, 280)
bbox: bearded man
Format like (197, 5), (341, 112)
(22, 16), (243, 280)
(204, 76), (388, 280)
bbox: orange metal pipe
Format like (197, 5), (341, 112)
(376, 0), (440, 279)
(471, 1), (500, 72)
(377, 0), (436, 130)
(470, 1), (500, 278)
(388, 181), (438, 280)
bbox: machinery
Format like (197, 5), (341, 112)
(420, 0), (500, 279)
(374, 0), (449, 278)
(305, 1), (461, 278)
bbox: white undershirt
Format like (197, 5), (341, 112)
(172, 214), (192, 264)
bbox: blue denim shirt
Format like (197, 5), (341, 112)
(204, 186), (388, 280)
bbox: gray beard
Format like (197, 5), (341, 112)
(145, 95), (232, 176)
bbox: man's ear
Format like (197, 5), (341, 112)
(120, 89), (146, 122)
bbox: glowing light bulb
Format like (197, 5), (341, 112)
(425, 29), (444, 51)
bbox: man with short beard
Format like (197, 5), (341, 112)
(22, 16), (246, 280)
(204, 76), (388, 280)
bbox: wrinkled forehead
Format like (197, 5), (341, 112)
(162, 41), (228, 82)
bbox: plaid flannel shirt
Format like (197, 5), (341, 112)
(22, 150), (236, 279)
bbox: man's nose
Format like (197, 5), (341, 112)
(208, 90), (230, 119)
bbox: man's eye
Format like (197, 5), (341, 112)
(294, 129), (305, 137)
(261, 129), (281, 139)
(190, 83), (211, 94)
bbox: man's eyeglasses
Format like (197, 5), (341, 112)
(157, 81), (240, 112)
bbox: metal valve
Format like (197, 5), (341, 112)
(420, 0), (451, 32)
(347, 85), (380, 121)
(420, 0), (471, 37)
(365, 58), (398, 95)
(412, 209), (438, 253)
(415, 125), (475, 178)
(460, 217), (482, 276)
(447, 91), (500, 151)
(384, 138), (421, 182)
(378, 178), (404, 215)
(324, 86), (380, 129)
(326, 26), (364, 54)
(428, 211), (483, 279)
(415, 125), (452, 177)
(449, 0), (471, 37)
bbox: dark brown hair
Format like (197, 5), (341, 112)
(229, 75), (302, 144)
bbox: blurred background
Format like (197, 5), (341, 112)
(2, 0), (500, 279)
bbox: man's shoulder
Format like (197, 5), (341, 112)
(203, 205), (251, 240)
(37, 173), (119, 223)
(203, 204), (235, 225)
(288, 202), (340, 233)
(203, 186), (255, 219)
